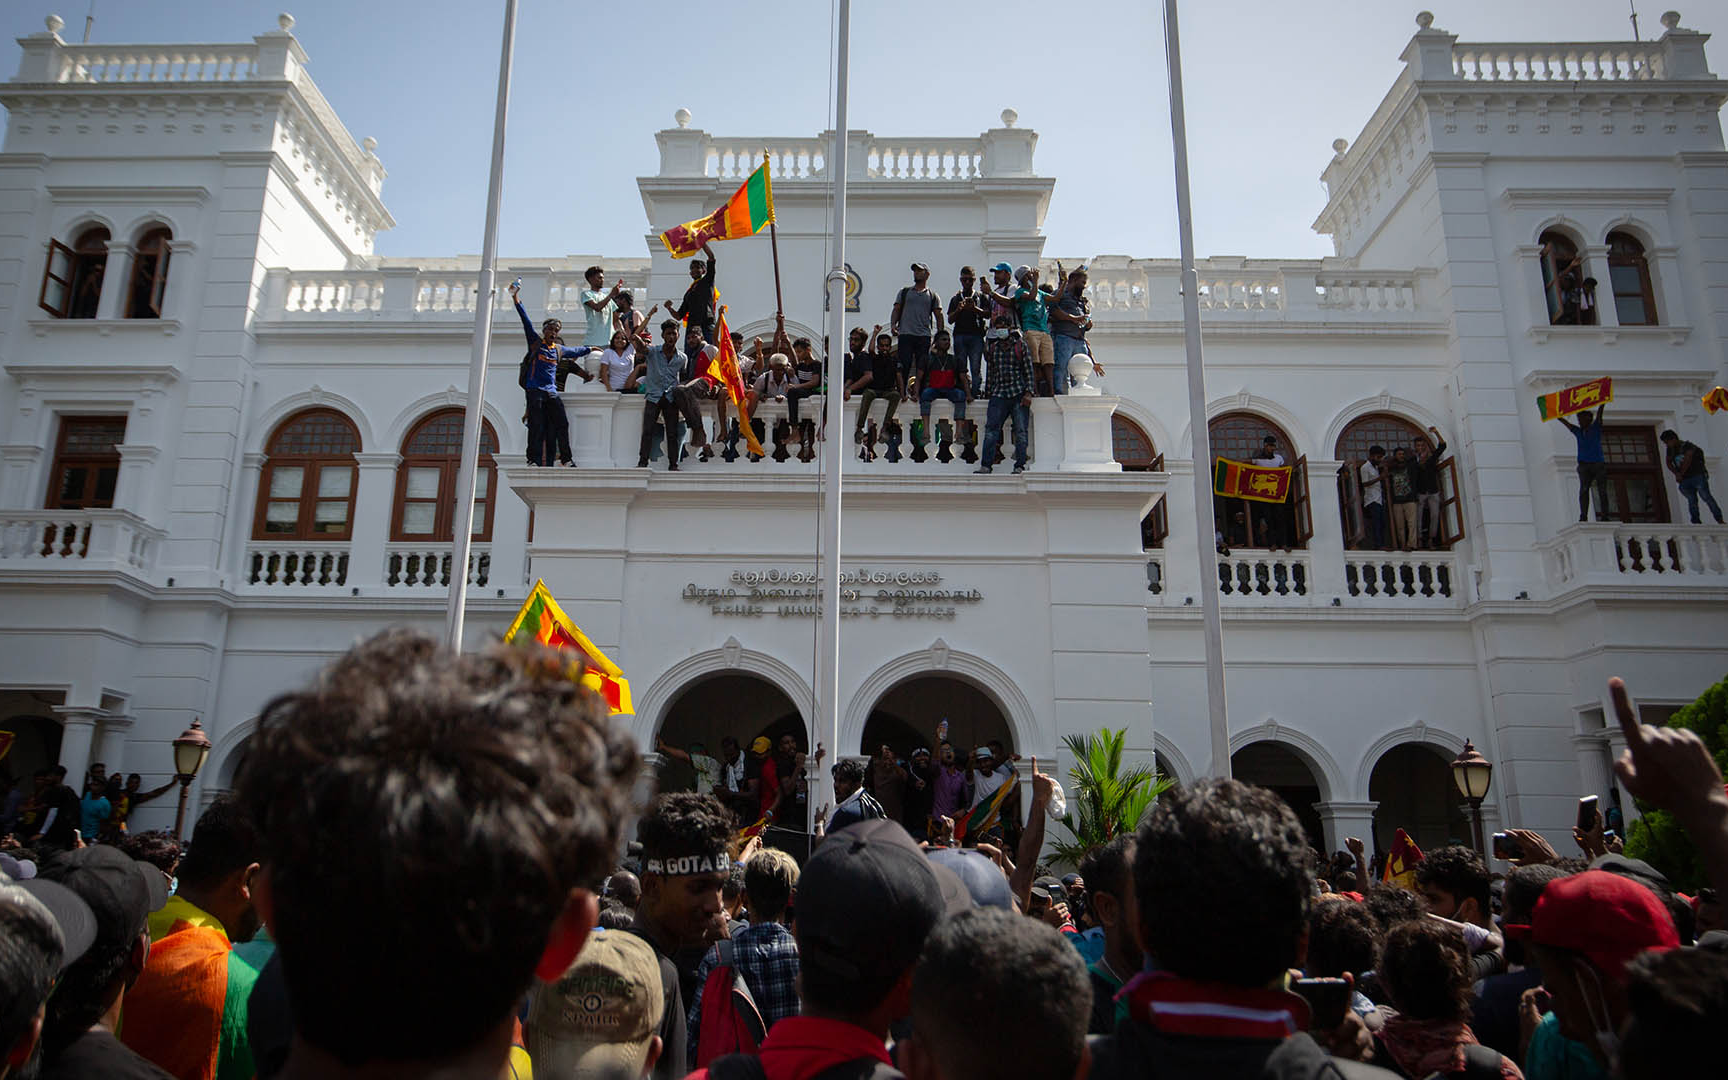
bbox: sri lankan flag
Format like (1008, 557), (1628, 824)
(504, 579), (633, 714)
(1537, 376), (1612, 421)
(1703, 386), (1728, 414)
(707, 305), (766, 456)
(1213, 458), (1291, 504)
(660, 159), (775, 258)
(1381, 828), (1424, 890)
(0, 730), (13, 762)
(953, 779), (1014, 843)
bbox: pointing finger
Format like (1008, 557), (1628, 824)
(1610, 676), (1645, 748)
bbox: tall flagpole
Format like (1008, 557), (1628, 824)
(818, 0), (852, 811)
(446, 0), (518, 649)
(1164, 0), (1230, 777)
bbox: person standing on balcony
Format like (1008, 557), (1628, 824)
(1010, 266), (1058, 397)
(1359, 445), (1388, 551)
(1411, 426), (1449, 548)
(637, 320), (691, 470)
(581, 266), (623, 350)
(1050, 264), (1104, 393)
(1387, 446), (1419, 551)
(891, 263), (945, 389)
(680, 325), (724, 462)
(976, 313), (1034, 475)
(1661, 429), (1724, 525)
(983, 262), (1019, 327)
(1558, 406), (1609, 522)
(510, 281), (595, 466)
(1254, 436), (1293, 551)
(948, 266), (991, 401)
(668, 243), (719, 344)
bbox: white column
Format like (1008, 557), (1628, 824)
(1584, 245), (1616, 328)
(347, 452), (401, 590)
(566, 384), (619, 467)
(0, 445), (43, 509)
(1159, 461), (1208, 602)
(95, 714), (134, 775)
(227, 452), (266, 587)
(113, 444), (161, 520)
(161, 239), (197, 322)
(52, 705), (107, 779)
(1315, 800), (1378, 855)
(96, 243), (131, 320)
(1306, 458), (1349, 598)
(1029, 399), (1063, 469)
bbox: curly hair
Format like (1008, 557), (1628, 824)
(1379, 919), (1472, 1021)
(830, 758), (866, 787)
(1307, 898), (1379, 978)
(1415, 845), (1491, 917)
(1365, 881), (1427, 933)
(117, 829), (181, 877)
(235, 629), (639, 1065)
(637, 793), (736, 865)
(1135, 778), (1313, 986)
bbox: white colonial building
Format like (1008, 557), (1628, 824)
(1, 11), (1725, 858)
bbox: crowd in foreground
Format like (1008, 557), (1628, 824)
(2, 633), (1724, 1080)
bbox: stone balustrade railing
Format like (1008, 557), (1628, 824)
(1043, 263), (1432, 323)
(1218, 551), (1311, 599)
(1540, 523), (1728, 588)
(1451, 41), (1668, 82)
(706, 139), (829, 180)
(245, 542), (350, 589)
(0, 510), (161, 575)
(51, 44), (259, 83)
(384, 545), (492, 589)
(864, 139), (985, 181)
(1344, 550), (1457, 602)
(271, 268), (654, 320)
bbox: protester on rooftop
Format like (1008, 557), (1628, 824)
(510, 279), (593, 466)
(891, 263), (944, 389)
(581, 265), (623, 350)
(1557, 406), (1608, 523)
(915, 330), (968, 426)
(669, 243), (719, 344)
(599, 329), (644, 393)
(783, 337), (824, 427)
(1009, 265), (1057, 396)
(637, 319), (699, 470)
(687, 848), (802, 1061)
(1359, 446), (1388, 551)
(946, 266), (990, 401)
(1049, 263), (1102, 392)
(233, 629), (639, 1080)
(1410, 426), (1448, 549)
(974, 312), (1033, 475)
(1660, 428), (1724, 525)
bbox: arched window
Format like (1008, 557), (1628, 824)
(1606, 231), (1656, 327)
(39, 226), (110, 319)
(1332, 413), (1464, 554)
(1538, 229), (1595, 326)
(1113, 416), (1167, 548)
(253, 409), (361, 540)
(1208, 412), (1310, 550)
(392, 410), (499, 542)
(125, 226), (172, 319)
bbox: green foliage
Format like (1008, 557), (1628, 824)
(1050, 728), (1173, 869)
(1623, 675), (1728, 893)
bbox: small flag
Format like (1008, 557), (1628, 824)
(660, 159), (775, 259)
(737, 811), (772, 844)
(1213, 457), (1292, 504)
(0, 730), (12, 763)
(1704, 386), (1728, 414)
(1381, 828), (1424, 890)
(953, 779), (1014, 843)
(706, 306), (767, 457)
(503, 580), (633, 714)
(1536, 376), (1613, 421)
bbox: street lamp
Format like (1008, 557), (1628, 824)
(171, 718), (211, 842)
(1449, 738), (1493, 857)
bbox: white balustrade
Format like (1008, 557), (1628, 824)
(1217, 552), (1311, 599)
(1343, 550), (1458, 602)
(706, 139), (829, 180)
(383, 545), (492, 589)
(245, 543), (350, 588)
(284, 273), (384, 313)
(1451, 42), (1666, 82)
(1086, 271), (1152, 315)
(545, 273), (652, 314)
(1316, 276), (1417, 313)
(1198, 277), (1285, 312)
(0, 510), (159, 574)
(413, 275), (508, 314)
(1541, 523), (1728, 588)
(865, 139), (984, 180)
(54, 45), (259, 83)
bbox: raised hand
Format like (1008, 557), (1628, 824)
(1030, 757), (1055, 808)
(1610, 676), (1725, 824)
(1506, 827), (1558, 867)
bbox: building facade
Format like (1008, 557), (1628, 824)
(1, 12), (1725, 857)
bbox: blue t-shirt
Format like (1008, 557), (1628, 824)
(79, 794), (111, 837)
(1571, 421), (1604, 464)
(1524, 1011), (1606, 1080)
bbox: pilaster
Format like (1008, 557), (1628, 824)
(346, 452), (401, 590)
(1314, 800), (1378, 858)
(51, 704), (111, 779)
(95, 714), (134, 775)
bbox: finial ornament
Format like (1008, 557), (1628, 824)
(1332, 138), (1349, 154)
(45, 14), (64, 34)
(1001, 108), (1019, 128)
(279, 13), (295, 32)
(362, 136), (378, 154)
(1660, 11), (1681, 31)
(674, 108), (692, 129)
(1415, 11), (1435, 30)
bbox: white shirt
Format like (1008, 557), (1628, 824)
(600, 346), (637, 391)
(754, 369), (793, 399)
(970, 764), (1013, 808)
(689, 753), (721, 795)
(1359, 460), (1383, 506)
(1262, 450), (1287, 468)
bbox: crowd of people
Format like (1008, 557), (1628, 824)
(3, 636), (1724, 1080)
(510, 258), (1105, 473)
(1351, 425), (1450, 552)
(1, 763), (176, 852)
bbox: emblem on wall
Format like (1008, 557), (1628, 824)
(823, 262), (861, 312)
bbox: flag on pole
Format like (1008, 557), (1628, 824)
(952, 780), (1014, 843)
(660, 159), (776, 258)
(1381, 828), (1424, 890)
(1536, 376), (1613, 421)
(706, 306), (767, 457)
(1213, 458), (1292, 503)
(503, 580), (633, 714)
(1703, 386), (1728, 414)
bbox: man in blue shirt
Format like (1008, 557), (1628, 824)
(639, 320), (691, 470)
(1558, 405), (1608, 522)
(511, 281), (595, 466)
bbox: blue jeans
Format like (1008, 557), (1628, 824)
(1678, 474), (1724, 524)
(952, 333), (985, 397)
(1052, 333), (1089, 394)
(980, 397), (1029, 469)
(919, 386), (967, 419)
(1363, 501), (1387, 550)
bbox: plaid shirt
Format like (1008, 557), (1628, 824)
(687, 920), (801, 1059)
(982, 333), (1034, 399)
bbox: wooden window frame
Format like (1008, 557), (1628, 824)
(125, 226), (172, 319)
(38, 239), (75, 318)
(1142, 455), (1169, 549)
(390, 411), (499, 543)
(1605, 231), (1657, 328)
(1597, 426), (1669, 524)
(1337, 463), (1366, 549)
(1334, 413), (1458, 551)
(1438, 457), (1467, 544)
(252, 409), (362, 541)
(45, 415), (127, 510)
(1112, 415), (1159, 472)
(1538, 230), (1596, 327)
(1209, 412), (1305, 550)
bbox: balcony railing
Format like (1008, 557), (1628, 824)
(1344, 551), (1456, 602)
(0, 510), (161, 576)
(270, 267), (653, 321)
(1451, 41), (1667, 82)
(384, 544), (492, 589)
(244, 542), (350, 589)
(1218, 551), (1311, 599)
(1541, 523), (1728, 589)
(1048, 262), (1431, 325)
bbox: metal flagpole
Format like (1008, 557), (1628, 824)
(445, 0), (518, 650)
(1164, 0), (1230, 777)
(818, 0), (852, 811)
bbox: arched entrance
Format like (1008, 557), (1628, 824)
(1369, 743), (1470, 854)
(656, 673), (802, 794)
(1232, 742), (1324, 849)
(0, 691), (63, 784)
(859, 675), (1013, 760)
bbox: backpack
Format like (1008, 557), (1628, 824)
(518, 349), (533, 390)
(695, 939), (767, 1067)
(706, 1053), (903, 1080)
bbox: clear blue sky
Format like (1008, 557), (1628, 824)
(4, 2), (1721, 261)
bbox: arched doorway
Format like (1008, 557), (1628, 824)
(0, 691), (64, 786)
(1368, 743), (1470, 854)
(1231, 742), (1324, 849)
(1334, 412), (1461, 554)
(859, 675), (1013, 761)
(655, 673), (802, 795)
(1209, 412), (1309, 550)
(1114, 415), (1167, 549)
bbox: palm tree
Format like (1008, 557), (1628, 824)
(1050, 728), (1173, 868)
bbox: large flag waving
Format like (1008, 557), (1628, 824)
(504, 580), (633, 714)
(1214, 458), (1291, 504)
(660, 159), (776, 258)
(1537, 376), (1612, 421)
(1703, 386), (1728, 414)
(706, 306), (767, 457)
(1381, 828), (1424, 890)
(953, 780), (1014, 843)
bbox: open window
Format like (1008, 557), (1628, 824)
(1114, 416), (1166, 549)
(46, 415), (127, 509)
(1605, 231), (1656, 327)
(125, 226), (172, 319)
(1538, 229), (1596, 326)
(38, 227), (110, 319)
(1598, 426), (1669, 523)
(1209, 412), (1304, 550)
(253, 409), (361, 540)
(1333, 413), (1459, 550)
(391, 409), (499, 542)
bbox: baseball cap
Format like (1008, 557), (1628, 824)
(529, 929), (664, 1079)
(0, 851), (36, 880)
(797, 818), (944, 981)
(6, 877), (97, 975)
(1031, 875), (1066, 902)
(1506, 869), (1679, 981)
(1592, 853), (1673, 898)
(910, 262), (929, 273)
(750, 736), (771, 754)
(927, 859), (975, 917)
(926, 848), (1013, 910)
(35, 845), (169, 955)
(990, 262), (1013, 274)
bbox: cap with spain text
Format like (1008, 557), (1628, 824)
(529, 928), (665, 1079)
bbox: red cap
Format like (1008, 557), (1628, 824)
(1507, 870), (1678, 981)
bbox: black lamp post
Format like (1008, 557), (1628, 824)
(1449, 738), (1493, 857)
(171, 718), (211, 842)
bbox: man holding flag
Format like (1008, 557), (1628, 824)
(1558, 404), (1609, 522)
(668, 244), (719, 344)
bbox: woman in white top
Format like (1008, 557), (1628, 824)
(597, 330), (642, 392)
